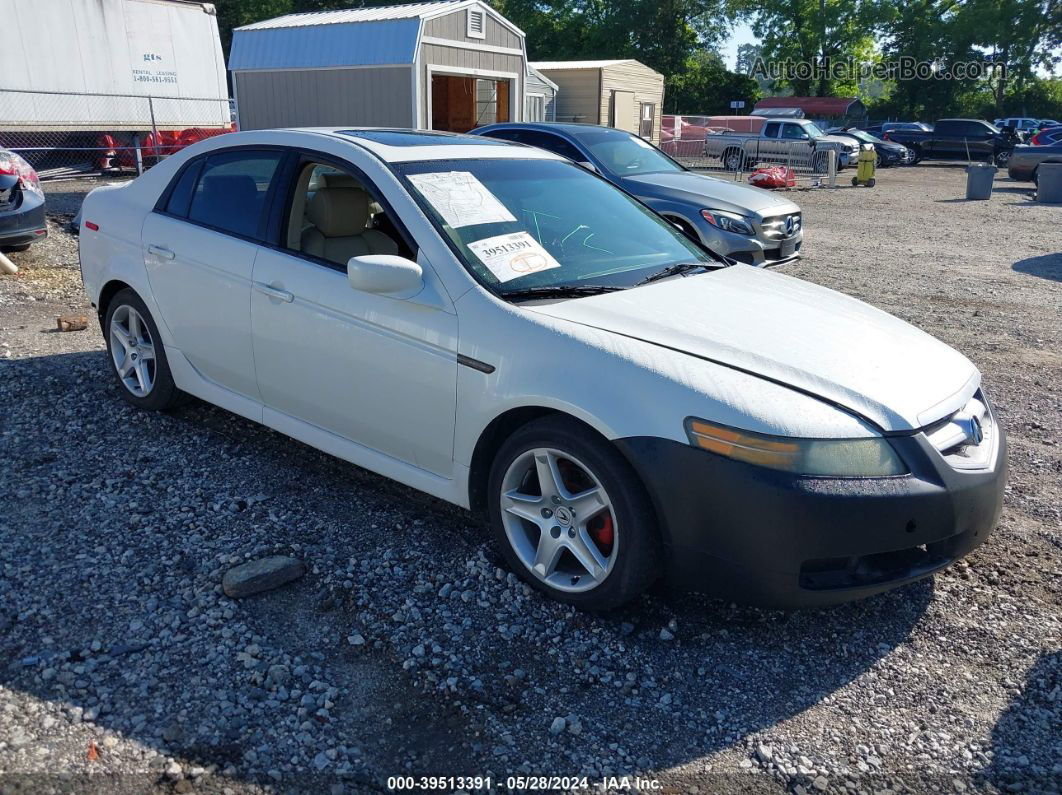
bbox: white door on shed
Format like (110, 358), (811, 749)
(610, 90), (637, 134)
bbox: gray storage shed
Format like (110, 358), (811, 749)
(525, 65), (558, 122)
(531, 59), (665, 143)
(229, 0), (528, 133)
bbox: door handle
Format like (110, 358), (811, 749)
(147, 244), (175, 260)
(253, 282), (294, 303)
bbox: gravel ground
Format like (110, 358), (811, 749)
(0, 167), (1059, 794)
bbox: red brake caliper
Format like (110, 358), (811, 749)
(590, 513), (615, 552)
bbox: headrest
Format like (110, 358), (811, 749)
(321, 173), (364, 189)
(307, 187), (371, 237)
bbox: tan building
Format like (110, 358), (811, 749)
(530, 59), (665, 144)
(229, 0), (529, 133)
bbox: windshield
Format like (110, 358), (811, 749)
(803, 121), (826, 138)
(850, 130), (882, 144)
(574, 128), (685, 176)
(397, 158), (712, 297)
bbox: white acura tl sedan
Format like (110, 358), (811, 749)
(79, 129), (1006, 610)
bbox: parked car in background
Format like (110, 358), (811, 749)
(827, 128), (914, 167)
(473, 122), (803, 266)
(79, 127), (1007, 609)
(1007, 142), (1062, 184)
(1035, 119), (1060, 131)
(881, 122), (934, 134)
(702, 117), (860, 171)
(883, 119), (1019, 166)
(0, 147), (46, 251)
(1029, 126), (1062, 146)
(994, 117), (1040, 134)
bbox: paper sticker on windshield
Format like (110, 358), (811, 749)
(468, 232), (562, 284)
(408, 171), (516, 228)
(631, 136), (654, 148)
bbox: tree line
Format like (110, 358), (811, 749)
(213, 0), (1062, 120)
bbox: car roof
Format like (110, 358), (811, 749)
(474, 121), (638, 139)
(256, 127), (568, 163)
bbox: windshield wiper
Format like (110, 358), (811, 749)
(636, 262), (713, 285)
(502, 284), (626, 302)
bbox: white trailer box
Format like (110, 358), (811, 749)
(0, 0), (229, 131)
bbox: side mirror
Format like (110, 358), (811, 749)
(347, 254), (423, 297)
(576, 160), (598, 173)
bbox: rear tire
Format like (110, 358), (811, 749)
(487, 416), (661, 610)
(994, 150), (1011, 167)
(103, 288), (186, 411)
(1, 243), (31, 253)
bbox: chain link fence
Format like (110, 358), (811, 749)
(660, 114), (841, 187)
(0, 89), (234, 181)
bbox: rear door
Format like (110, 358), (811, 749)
(142, 148), (285, 400)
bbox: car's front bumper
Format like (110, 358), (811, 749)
(615, 415), (1006, 609)
(0, 188), (47, 247)
(694, 216), (802, 268)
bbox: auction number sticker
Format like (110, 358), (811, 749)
(467, 232), (562, 283)
(407, 171), (516, 228)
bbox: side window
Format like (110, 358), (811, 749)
(764, 122), (780, 138)
(187, 150), (283, 239)
(484, 129), (523, 143)
(781, 124), (808, 140)
(518, 131), (587, 163)
(164, 159), (203, 217)
(284, 161), (414, 268)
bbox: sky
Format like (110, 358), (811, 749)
(718, 20), (758, 71)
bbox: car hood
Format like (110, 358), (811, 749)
(529, 266), (978, 432)
(879, 140), (908, 153)
(621, 171), (799, 216)
(821, 134), (861, 150)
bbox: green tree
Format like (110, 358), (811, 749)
(665, 50), (760, 113)
(734, 0), (889, 96)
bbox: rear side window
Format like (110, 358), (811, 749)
(936, 120), (961, 136)
(164, 160), (203, 217)
(187, 150), (284, 239)
(764, 122), (780, 138)
(516, 131), (586, 162)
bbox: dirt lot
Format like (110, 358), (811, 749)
(1, 166), (1059, 794)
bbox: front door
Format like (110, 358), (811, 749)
(249, 157), (459, 476)
(142, 148), (285, 399)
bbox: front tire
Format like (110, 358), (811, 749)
(994, 150), (1011, 167)
(487, 416), (661, 610)
(103, 288), (185, 411)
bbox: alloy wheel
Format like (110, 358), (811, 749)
(499, 447), (618, 593)
(109, 304), (156, 397)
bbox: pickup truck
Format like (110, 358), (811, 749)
(882, 119), (1020, 166)
(703, 118), (861, 172)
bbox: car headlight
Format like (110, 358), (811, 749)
(701, 209), (754, 235)
(685, 418), (908, 477)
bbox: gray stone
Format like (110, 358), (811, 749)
(222, 556), (306, 598)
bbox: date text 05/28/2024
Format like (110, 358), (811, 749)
(386, 775), (663, 791)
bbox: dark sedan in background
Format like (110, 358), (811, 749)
(0, 148), (46, 251)
(472, 122), (804, 267)
(828, 128), (914, 166)
(1008, 142), (1062, 184)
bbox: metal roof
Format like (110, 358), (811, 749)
(531, 59), (638, 70)
(230, 0), (524, 71)
(236, 1), (476, 30)
(754, 96), (864, 116)
(229, 19), (420, 70)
